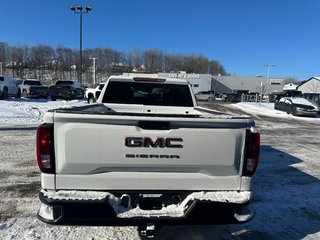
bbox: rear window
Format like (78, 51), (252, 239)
(56, 81), (74, 85)
(102, 81), (193, 107)
(25, 80), (41, 85)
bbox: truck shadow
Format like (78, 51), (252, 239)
(152, 145), (320, 240)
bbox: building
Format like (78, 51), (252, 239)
(297, 77), (320, 93)
(211, 76), (284, 94)
(124, 72), (212, 94)
(123, 72), (285, 95)
(158, 72), (211, 94)
(283, 83), (298, 90)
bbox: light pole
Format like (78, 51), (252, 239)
(0, 62), (3, 76)
(264, 64), (276, 95)
(69, 4), (92, 84)
(89, 57), (98, 85)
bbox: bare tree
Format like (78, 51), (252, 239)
(0, 42), (6, 63)
(127, 48), (143, 70)
(7, 44), (30, 78)
(2, 41), (229, 82)
(183, 54), (208, 73)
(164, 54), (185, 73)
(30, 44), (54, 79)
(208, 60), (226, 75)
(143, 49), (164, 73)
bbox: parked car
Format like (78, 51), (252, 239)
(269, 90), (302, 102)
(194, 91), (215, 102)
(0, 76), (20, 99)
(302, 93), (320, 110)
(274, 97), (318, 117)
(222, 90), (250, 102)
(85, 82), (105, 103)
(16, 79), (49, 99)
(49, 80), (85, 101)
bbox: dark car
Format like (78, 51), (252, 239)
(223, 90), (250, 102)
(269, 90), (302, 102)
(49, 80), (85, 101)
(274, 97), (318, 117)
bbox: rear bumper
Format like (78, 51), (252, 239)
(49, 92), (72, 99)
(27, 92), (49, 98)
(295, 110), (318, 117)
(38, 190), (254, 226)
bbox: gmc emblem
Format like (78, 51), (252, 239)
(125, 137), (183, 148)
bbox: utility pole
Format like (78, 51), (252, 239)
(0, 62), (3, 76)
(264, 64), (276, 95)
(89, 58), (98, 85)
(69, 5), (92, 84)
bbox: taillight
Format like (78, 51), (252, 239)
(133, 77), (166, 82)
(243, 130), (260, 176)
(36, 123), (55, 174)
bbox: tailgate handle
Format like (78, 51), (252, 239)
(138, 121), (170, 130)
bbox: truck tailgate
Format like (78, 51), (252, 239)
(53, 113), (251, 191)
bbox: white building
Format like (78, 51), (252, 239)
(123, 72), (285, 95)
(123, 72), (212, 94)
(211, 76), (284, 94)
(158, 72), (211, 94)
(297, 77), (320, 93)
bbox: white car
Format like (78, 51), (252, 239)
(0, 76), (20, 99)
(195, 91), (215, 102)
(85, 83), (105, 103)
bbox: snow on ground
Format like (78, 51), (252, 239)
(0, 98), (87, 126)
(0, 98), (319, 126)
(0, 99), (320, 239)
(234, 101), (320, 121)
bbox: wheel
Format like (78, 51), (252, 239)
(207, 97), (214, 102)
(1, 88), (8, 100)
(16, 89), (21, 99)
(87, 94), (95, 104)
(22, 90), (28, 98)
(88, 96), (95, 104)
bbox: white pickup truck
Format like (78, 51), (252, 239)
(36, 75), (260, 238)
(0, 76), (20, 99)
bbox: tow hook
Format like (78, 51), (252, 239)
(138, 223), (160, 239)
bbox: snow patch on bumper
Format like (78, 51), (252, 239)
(41, 190), (252, 219)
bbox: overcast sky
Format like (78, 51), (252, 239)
(1, 0), (320, 80)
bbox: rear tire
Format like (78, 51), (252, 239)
(1, 88), (8, 100)
(87, 96), (95, 104)
(16, 89), (21, 99)
(22, 90), (28, 98)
